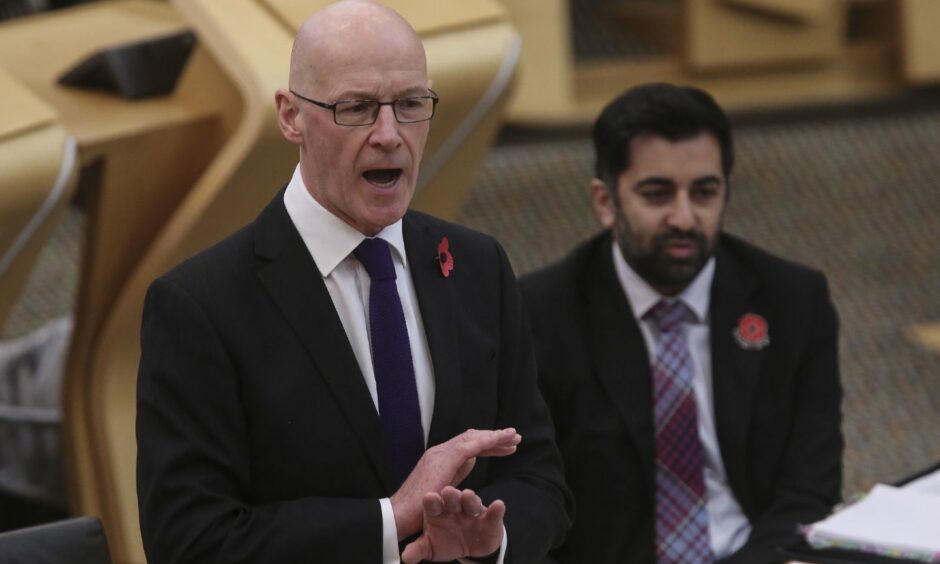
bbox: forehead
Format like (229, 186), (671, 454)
(625, 132), (723, 179)
(302, 7), (428, 97)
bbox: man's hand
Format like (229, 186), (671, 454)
(391, 428), (520, 539)
(401, 487), (505, 563)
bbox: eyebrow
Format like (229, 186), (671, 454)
(634, 174), (723, 189)
(334, 86), (430, 101)
(634, 177), (675, 190)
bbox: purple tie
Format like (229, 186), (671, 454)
(354, 238), (424, 488)
(645, 300), (713, 564)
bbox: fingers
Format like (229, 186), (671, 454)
(460, 488), (485, 518)
(401, 535), (431, 564)
(449, 428), (520, 460)
(433, 487), (488, 519)
(482, 498), (506, 527)
(421, 491), (444, 517)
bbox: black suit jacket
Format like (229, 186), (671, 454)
(136, 192), (571, 563)
(519, 232), (843, 564)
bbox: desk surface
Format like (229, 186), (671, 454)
(0, 0), (208, 152)
(0, 66), (57, 140)
(261, 0), (505, 37)
(908, 322), (940, 354)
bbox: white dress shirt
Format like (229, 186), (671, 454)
(284, 166), (506, 563)
(611, 242), (752, 559)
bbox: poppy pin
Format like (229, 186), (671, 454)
(733, 313), (769, 350)
(436, 237), (454, 278)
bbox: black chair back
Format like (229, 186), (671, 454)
(0, 516), (111, 564)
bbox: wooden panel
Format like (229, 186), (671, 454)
(0, 0), (210, 151)
(261, 0), (505, 36)
(684, 0), (847, 71)
(908, 322), (940, 355)
(0, 67), (56, 140)
(899, 0), (940, 84)
(500, 0), (575, 121)
(724, 0), (830, 22)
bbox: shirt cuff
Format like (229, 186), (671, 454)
(379, 497), (400, 564)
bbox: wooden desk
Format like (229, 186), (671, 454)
(261, 0), (505, 36)
(908, 323), (940, 355)
(0, 1), (203, 153)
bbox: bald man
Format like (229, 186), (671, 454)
(135, 2), (570, 562)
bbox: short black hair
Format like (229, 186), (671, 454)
(592, 83), (733, 187)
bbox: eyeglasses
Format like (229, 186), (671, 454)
(290, 89), (439, 126)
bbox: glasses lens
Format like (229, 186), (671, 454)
(334, 100), (380, 126)
(394, 97), (435, 123)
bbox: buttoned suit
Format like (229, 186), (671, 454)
(519, 231), (842, 564)
(136, 192), (571, 563)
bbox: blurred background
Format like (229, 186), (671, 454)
(1, 0), (939, 561)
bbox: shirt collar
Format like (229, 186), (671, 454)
(283, 164), (408, 277)
(610, 237), (715, 323)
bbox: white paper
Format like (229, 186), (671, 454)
(806, 484), (940, 559)
(903, 467), (940, 497)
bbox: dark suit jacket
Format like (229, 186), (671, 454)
(136, 192), (571, 563)
(519, 232), (843, 564)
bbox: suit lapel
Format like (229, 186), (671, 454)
(253, 195), (394, 492)
(710, 240), (767, 492)
(584, 239), (657, 488)
(403, 214), (461, 448)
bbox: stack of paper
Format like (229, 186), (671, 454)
(804, 480), (940, 562)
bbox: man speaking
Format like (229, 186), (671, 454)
(136, 2), (570, 562)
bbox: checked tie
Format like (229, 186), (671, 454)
(354, 237), (424, 488)
(645, 300), (713, 564)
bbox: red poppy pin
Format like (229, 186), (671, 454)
(733, 313), (770, 350)
(436, 237), (454, 278)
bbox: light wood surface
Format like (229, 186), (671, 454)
(908, 323), (940, 355)
(499, 0), (917, 124)
(724, 0), (831, 22)
(684, 0), (846, 71)
(0, 66), (57, 140)
(899, 0), (940, 83)
(0, 0), (207, 153)
(262, 0), (505, 36)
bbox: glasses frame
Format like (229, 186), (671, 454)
(289, 89), (440, 126)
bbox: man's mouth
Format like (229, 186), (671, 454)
(362, 168), (403, 187)
(663, 241), (697, 259)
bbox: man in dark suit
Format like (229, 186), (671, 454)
(519, 83), (843, 563)
(136, 2), (570, 562)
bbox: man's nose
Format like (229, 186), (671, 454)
(369, 105), (403, 148)
(667, 192), (696, 230)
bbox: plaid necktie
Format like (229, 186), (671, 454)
(644, 300), (713, 563)
(354, 237), (424, 488)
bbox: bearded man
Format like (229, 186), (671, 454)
(519, 83), (843, 564)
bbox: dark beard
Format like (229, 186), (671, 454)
(618, 220), (712, 294)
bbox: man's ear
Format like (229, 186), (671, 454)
(275, 89), (303, 144)
(590, 178), (616, 229)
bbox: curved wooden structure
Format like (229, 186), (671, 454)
(0, 67), (77, 332)
(0, 1), (521, 562)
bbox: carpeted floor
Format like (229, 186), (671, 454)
(4, 96), (940, 501)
